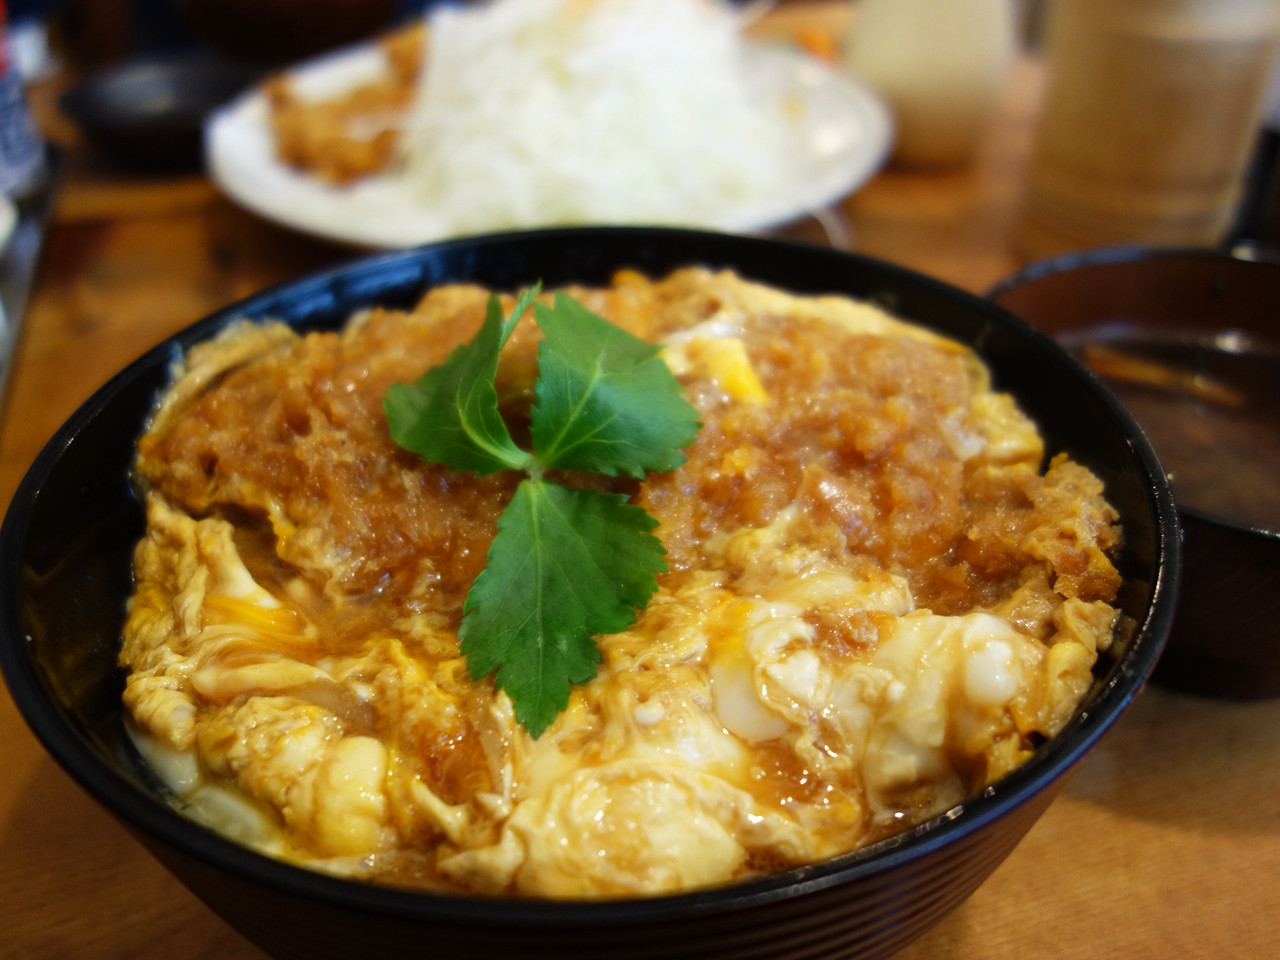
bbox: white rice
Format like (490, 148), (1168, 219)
(395, 0), (803, 233)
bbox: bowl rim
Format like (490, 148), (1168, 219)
(0, 226), (1181, 924)
(985, 242), (1280, 301)
(987, 242), (1280, 542)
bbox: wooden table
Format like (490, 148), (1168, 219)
(2, 4), (1277, 958)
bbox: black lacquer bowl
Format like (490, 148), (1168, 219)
(0, 228), (1179, 960)
(59, 58), (257, 171)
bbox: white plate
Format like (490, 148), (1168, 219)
(206, 40), (893, 249)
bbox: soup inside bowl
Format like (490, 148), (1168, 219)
(0, 228), (1179, 960)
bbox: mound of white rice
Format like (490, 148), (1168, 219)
(397, 0), (803, 233)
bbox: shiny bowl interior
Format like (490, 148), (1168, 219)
(0, 228), (1180, 960)
(990, 246), (1280, 699)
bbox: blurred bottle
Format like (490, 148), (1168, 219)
(1016, 0), (1280, 261)
(0, 0), (45, 198)
(842, 0), (1016, 168)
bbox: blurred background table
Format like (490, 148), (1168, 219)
(1, 2), (1277, 958)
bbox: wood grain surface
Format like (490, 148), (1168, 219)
(2, 4), (1277, 958)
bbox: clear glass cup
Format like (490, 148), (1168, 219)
(1015, 0), (1280, 261)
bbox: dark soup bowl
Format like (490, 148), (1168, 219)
(59, 58), (258, 171)
(990, 246), (1280, 699)
(0, 228), (1179, 960)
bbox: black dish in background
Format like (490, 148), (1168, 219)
(59, 58), (258, 171)
(987, 245), (1280, 348)
(0, 227), (1180, 960)
(989, 245), (1280, 700)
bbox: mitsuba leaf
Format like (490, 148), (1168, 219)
(384, 286), (540, 474)
(458, 478), (667, 739)
(386, 281), (703, 737)
(530, 293), (701, 477)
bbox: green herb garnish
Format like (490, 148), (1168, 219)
(384, 283), (701, 737)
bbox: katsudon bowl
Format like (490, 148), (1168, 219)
(0, 227), (1179, 960)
